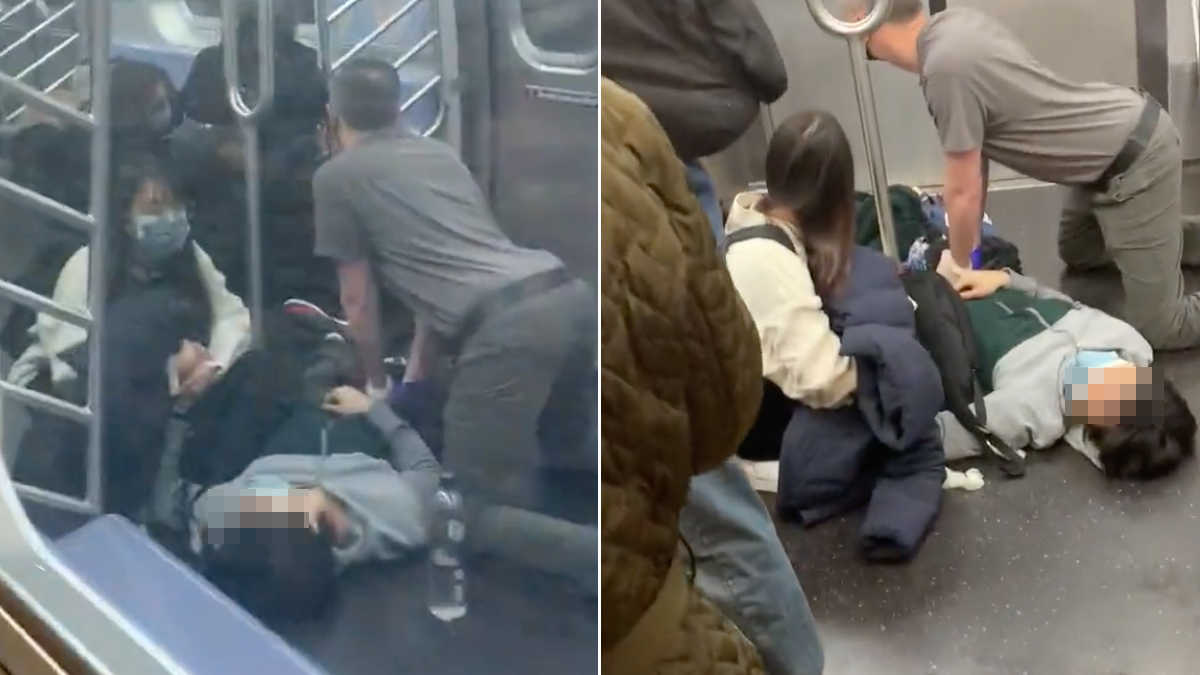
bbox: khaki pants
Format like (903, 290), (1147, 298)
(1058, 113), (1200, 350)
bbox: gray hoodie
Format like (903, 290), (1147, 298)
(193, 401), (440, 569)
(937, 272), (1153, 469)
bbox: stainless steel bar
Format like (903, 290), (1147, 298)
(13, 31), (76, 81)
(0, 0), (73, 62)
(0, 174), (94, 233)
(14, 483), (98, 516)
(0, 279), (90, 328)
(328, 0), (368, 25)
(221, 0), (276, 121)
(390, 28), (435, 71)
(0, 380), (91, 425)
(803, 0), (898, 259)
(332, 0), (423, 70)
(222, 0), (276, 343)
(0, 68), (93, 128)
(433, 0), (460, 150)
(0, 0), (42, 28)
(804, 0), (891, 37)
(846, 39), (898, 259)
(84, 0), (110, 512)
(5, 67), (79, 123)
(243, 122), (265, 344)
(420, 100), (444, 137)
(313, 0), (333, 77)
(399, 73), (439, 113)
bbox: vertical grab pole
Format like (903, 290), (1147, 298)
(804, 0), (899, 260)
(222, 0), (276, 345)
(313, 0), (333, 78)
(84, 0), (110, 512)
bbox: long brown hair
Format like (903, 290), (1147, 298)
(759, 111), (856, 300)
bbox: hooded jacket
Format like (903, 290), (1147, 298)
(937, 273), (1153, 469)
(601, 78), (765, 675)
(601, 0), (787, 162)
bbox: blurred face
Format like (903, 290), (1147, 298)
(1067, 364), (1154, 427)
(146, 83), (172, 130)
(237, 485), (351, 544)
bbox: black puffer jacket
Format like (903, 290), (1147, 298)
(601, 0), (788, 162)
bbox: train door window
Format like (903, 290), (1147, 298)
(517, 0), (597, 56)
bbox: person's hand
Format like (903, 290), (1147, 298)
(952, 269), (1011, 300)
(324, 385), (373, 416)
(936, 249), (965, 283)
(175, 341), (220, 398)
(365, 376), (393, 402)
(180, 360), (221, 398)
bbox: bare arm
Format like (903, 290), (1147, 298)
(338, 260), (388, 390)
(403, 320), (440, 383)
(943, 149), (986, 267)
(924, 69), (988, 267)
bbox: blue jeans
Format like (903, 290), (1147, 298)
(680, 461), (825, 675)
(685, 160), (727, 250)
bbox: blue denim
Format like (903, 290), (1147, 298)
(680, 460), (824, 675)
(685, 160), (727, 251)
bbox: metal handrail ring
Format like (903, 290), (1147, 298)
(221, 0), (276, 122)
(805, 0), (893, 37)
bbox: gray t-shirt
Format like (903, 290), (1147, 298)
(313, 132), (562, 338)
(917, 8), (1143, 185)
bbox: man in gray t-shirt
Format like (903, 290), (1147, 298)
(313, 59), (595, 510)
(860, 0), (1200, 349)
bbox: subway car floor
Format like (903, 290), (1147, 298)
(770, 183), (1200, 675)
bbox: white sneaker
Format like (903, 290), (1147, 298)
(736, 459), (780, 493)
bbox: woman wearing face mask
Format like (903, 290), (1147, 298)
(6, 153), (251, 514)
(8, 153), (251, 397)
(110, 58), (180, 156)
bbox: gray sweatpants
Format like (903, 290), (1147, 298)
(1058, 113), (1200, 350)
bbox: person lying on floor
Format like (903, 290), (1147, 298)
(191, 384), (440, 620)
(937, 264), (1196, 479)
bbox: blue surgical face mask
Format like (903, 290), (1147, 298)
(132, 209), (190, 264)
(147, 101), (172, 133)
(244, 475), (294, 499)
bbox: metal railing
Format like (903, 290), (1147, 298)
(0, 0), (109, 515)
(804, 0), (899, 260)
(0, 0), (80, 122)
(222, 0), (275, 344)
(312, 0), (452, 139)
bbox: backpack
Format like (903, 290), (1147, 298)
(900, 270), (1026, 477)
(728, 225), (1026, 477)
(727, 225), (800, 463)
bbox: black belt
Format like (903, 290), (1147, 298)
(449, 267), (573, 353)
(1088, 93), (1162, 191)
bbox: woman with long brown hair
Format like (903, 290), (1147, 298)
(725, 110), (859, 411)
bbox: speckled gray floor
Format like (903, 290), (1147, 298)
(773, 184), (1200, 675)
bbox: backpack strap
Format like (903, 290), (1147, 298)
(726, 225), (797, 254)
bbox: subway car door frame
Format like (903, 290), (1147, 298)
(489, 0), (597, 286)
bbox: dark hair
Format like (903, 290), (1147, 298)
(110, 58), (178, 134)
(1087, 375), (1196, 480)
(330, 58), (401, 132)
(8, 123), (91, 213)
(106, 153), (213, 334)
(202, 523), (338, 623)
(235, 0), (300, 51)
(760, 111), (856, 299)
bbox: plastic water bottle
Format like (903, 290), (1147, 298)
(427, 472), (467, 622)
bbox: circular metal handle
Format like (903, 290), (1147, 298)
(221, 0), (276, 121)
(805, 0), (893, 37)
